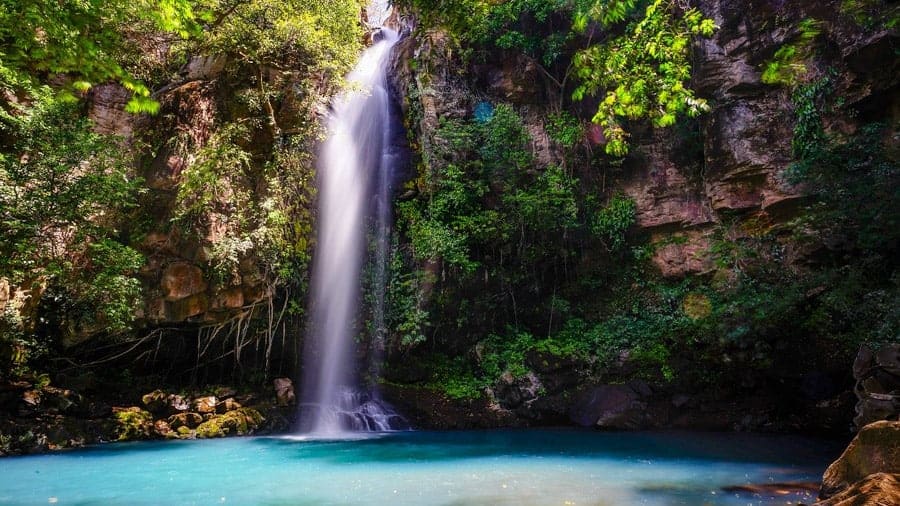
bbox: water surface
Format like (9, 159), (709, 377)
(0, 430), (840, 505)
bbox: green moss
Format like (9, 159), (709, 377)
(195, 408), (264, 438)
(114, 408), (153, 441)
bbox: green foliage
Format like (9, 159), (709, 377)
(572, 0), (716, 156)
(545, 111), (584, 150)
(0, 0), (207, 112)
(591, 192), (636, 250)
(0, 93), (144, 354)
(425, 354), (484, 400)
(385, 238), (430, 350)
(760, 19), (821, 86)
(198, 0), (363, 88)
(172, 124), (315, 288)
(114, 408), (154, 441)
(788, 75), (899, 253)
(840, 0), (900, 28)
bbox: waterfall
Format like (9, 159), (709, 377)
(298, 26), (407, 436)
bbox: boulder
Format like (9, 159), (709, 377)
(819, 420), (900, 499)
(192, 396), (218, 414)
(650, 230), (715, 278)
(569, 383), (650, 430)
(273, 378), (296, 406)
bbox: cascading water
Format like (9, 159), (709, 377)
(298, 24), (407, 436)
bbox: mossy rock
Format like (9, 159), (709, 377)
(195, 408), (264, 439)
(113, 407), (154, 441)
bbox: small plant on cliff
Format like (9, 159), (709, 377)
(591, 192), (637, 250)
(760, 18), (822, 86)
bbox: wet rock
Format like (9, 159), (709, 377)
(819, 420), (900, 499)
(273, 378), (296, 406)
(167, 412), (203, 429)
(192, 396), (218, 414)
(815, 472), (900, 506)
(22, 390), (41, 406)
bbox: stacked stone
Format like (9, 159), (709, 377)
(853, 344), (900, 430)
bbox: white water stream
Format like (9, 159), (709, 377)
(298, 26), (405, 436)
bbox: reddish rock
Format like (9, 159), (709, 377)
(212, 288), (244, 310)
(650, 230), (714, 278)
(165, 293), (209, 321)
(167, 394), (189, 414)
(192, 396), (218, 415)
(161, 262), (207, 301)
(152, 419), (172, 437)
